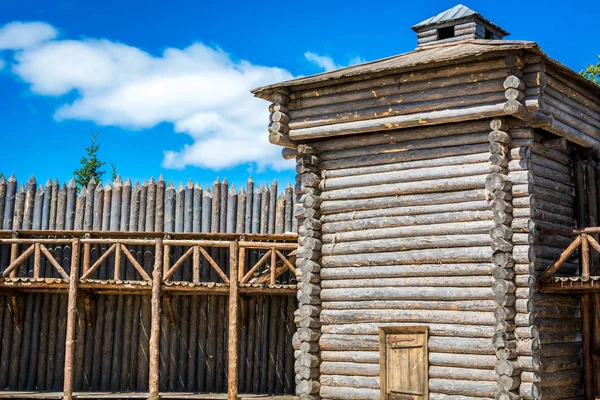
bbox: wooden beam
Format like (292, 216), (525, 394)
(288, 103), (506, 140)
(227, 241), (240, 400)
(148, 238), (163, 400)
(582, 234), (591, 278)
(2, 244), (34, 278)
(581, 294), (593, 400)
(541, 235), (582, 281)
(63, 238), (80, 400)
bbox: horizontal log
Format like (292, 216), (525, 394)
(545, 85), (600, 123)
(322, 143), (491, 173)
(320, 334), (494, 355)
(429, 366), (496, 381)
(322, 174), (487, 201)
(319, 385), (379, 400)
(321, 189), (487, 215)
(322, 152), (490, 179)
(322, 298), (496, 312)
(430, 352), (497, 369)
(323, 210), (492, 234)
(428, 379), (496, 397)
(430, 395), (493, 400)
(322, 201), (490, 223)
(288, 103), (507, 140)
(321, 275), (493, 289)
(544, 103), (600, 141)
(322, 162), (490, 190)
(547, 118), (600, 151)
(321, 323), (495, 338)
(321, 234), (492, 255)
(322, 246), (493, 267)
(320, 132), (489, 162)
(537, 342), (582, 357)
(528, 141), (573, 166)
(291, 58), (508, 100)
(291, 91), (505, 131)
(320, 361), (379, 376)
(289, 79), (505, 120)
(540, 354), (582, 373)
(530, 153), (572, 175)
(546, 69), (600, 114)
(320, 374), (379, 389)
(540, 385), (584, 400)
(545, 93), (600, 131)
(320, 309), (495, 325)
(321, 264), (494, 280)
(320, 351), (379, 364)
(315, 120), (492, 152)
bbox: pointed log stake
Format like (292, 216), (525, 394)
(541, 235), (582, 281)
(149, 238), (163, 400)
(63, 238), (80, 400)
(228, 240), (239, 400)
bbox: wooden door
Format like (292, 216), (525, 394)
(379, 326), (428, 400)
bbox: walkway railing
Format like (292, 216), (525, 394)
(0, 230), (298, 400)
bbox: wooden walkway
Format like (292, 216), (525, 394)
(0, 230), (298, 400)
(0, 392), (296, 399)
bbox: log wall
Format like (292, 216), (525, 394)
(309, 120), (502, 399)
(281, 56), (512, 142)
(0, 175), (297, 395)
(509, 126), (584, 400)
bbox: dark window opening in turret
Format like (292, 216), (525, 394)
(484, 28), (493, 39)
(437, 26), (455, 40)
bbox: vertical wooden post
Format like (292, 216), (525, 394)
(114, 241), (122, 280)
(63, 238), (80, 400)
(148, 238), (163, 400)
(270, 247), (276, 285)
(33, 243), (41, 278)
(582, 234), (590, 278)
(9, 242), (18, 278)
(193, 245), (200, 284)
(238, 245), (246, 282)
(228, 240), (239, 400)
(83, 242), (90, 275)
(581, 294), (593, 400)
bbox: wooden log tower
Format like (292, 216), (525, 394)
(253, 4), (600, 400)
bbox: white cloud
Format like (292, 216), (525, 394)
(1, 22), (295, 170)
(304, 51), (339, 72)
(304, 51), (366, 72)
(0, 21), (58, 50)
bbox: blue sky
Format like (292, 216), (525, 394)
(0, 0), (598, 190)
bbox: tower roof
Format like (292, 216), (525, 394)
(411, 4), (509, 36)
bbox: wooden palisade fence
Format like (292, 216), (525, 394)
(0, 174), (299, 399)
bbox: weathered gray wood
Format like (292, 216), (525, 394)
(289, 103), (506, 140)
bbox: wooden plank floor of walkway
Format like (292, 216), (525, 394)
(0, 393), (297, 399)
